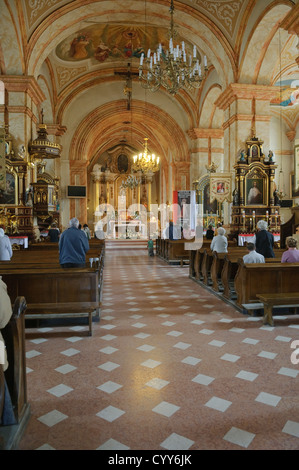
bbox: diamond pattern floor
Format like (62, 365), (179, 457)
(19, 242), (299, 450)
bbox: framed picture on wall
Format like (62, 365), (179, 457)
(290, 172), (299, 198)
(0, 171), (17, 205)
(246, 177), (265, 205)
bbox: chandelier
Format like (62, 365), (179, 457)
(121, 174), (141, 190)
(138, 0), (208, 95)
(132, 138), (160, 173)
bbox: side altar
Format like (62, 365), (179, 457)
(230, 136), (281, 237)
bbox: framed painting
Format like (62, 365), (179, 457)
(246, 177), (265, 205)
(290, 172), (299, 198)
(0, 171), (17, 205)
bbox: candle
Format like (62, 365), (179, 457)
(253, 211), (255, 217)
(204, 55), (207, 67)
(140, 53), (144, 66)
(147, 49), (151, 58)
(193, 45), (196, 58)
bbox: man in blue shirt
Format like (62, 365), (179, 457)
(59, 217), (89, 267)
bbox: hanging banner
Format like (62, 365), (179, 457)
(0, 127), (5, 191)
(210, 173), (232, 203)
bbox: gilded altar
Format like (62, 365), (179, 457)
(231, 136), (280, 234)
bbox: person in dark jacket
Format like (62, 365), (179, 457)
(48, 223), (60, 242)
(59, 217), (89, 267)
(255, 219), (275, 258)
(205, 224), (214, 240)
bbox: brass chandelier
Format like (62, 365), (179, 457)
(120, 174), (141, 190)
(132, 138), (160, 173)
(138, 0), (208, 95)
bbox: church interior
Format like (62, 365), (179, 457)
(0, 0), (299, 452)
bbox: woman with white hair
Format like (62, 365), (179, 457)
(0, 228), (13, 260)
(255, 219), (275, 258)
(210, 226), (228, 253)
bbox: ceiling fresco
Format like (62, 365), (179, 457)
(55, 23), (198, 65)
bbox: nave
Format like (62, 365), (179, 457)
(19, 242), (299, 450)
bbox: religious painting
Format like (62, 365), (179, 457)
(117, 154), (128, 173)
(55, 23), (194, 66)
(270, 80), (299, 107)
(246, 178), (264, 205)
(203, 183), (217, 214)
(210, 173), (231, 203)
(290, 173), (299, 199)
(0, 171), (16, 205)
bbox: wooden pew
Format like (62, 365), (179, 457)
(157, 239), (192, 265)
(1, 267), (101, 336)
(221, 249), (284, 300)
(234, 260), (299, 312)
(0, 296), (30, 450)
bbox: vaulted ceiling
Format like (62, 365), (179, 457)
(0, 0), (298, 169)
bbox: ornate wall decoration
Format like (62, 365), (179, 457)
(56, 65), (87, 88)
(24, 0), (72, 29)
(191, 0), (243, 36)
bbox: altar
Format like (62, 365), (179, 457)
(238, 233), (280, 246)
(9, 235), (28, 249)
(109, 220), (147, 239)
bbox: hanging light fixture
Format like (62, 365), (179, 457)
(120, 174), (141, 190)
(138, 0), (208, 95)
(132, 138), (160, 173)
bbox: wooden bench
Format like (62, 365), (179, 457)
(234, 260), (299, 310)
(255, 293), (299, 326)
(1, 267), (101, 336)
(0, 296), (30, 449)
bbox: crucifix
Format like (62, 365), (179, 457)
(114, 62), (138, 111)
(114, 32), (138, 111)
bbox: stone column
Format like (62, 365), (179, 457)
(146, 171), (153, 212)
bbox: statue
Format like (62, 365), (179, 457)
(273, 189), (280, 206)
(268, 150), (275, 162)
(233, 188), (239, 206)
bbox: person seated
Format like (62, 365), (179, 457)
(205, 224), (214, 240)
(210, 227), (228, 253)
(243, 242), (265, 263)
(48, 223), (60, 242)
(59, 217), (89, 268)
(281, 237), (299, 263)
(0, 278), (17, 425)
(0, 228), (13, 260)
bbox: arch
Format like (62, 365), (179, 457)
(68, 100), (189, 168)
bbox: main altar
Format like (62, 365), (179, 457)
(230, 135), (281, 239)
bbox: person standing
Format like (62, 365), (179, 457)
(281, 237), (299, 263)
(210, 227), (228, 253)
(205, 224), (214, 240)
(254, 220), (275, 258)
(59, 217), (89, 268)
(243, 242), (265, 263)
(0, 228), (13, 260)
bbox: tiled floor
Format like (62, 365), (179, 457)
(19, 241), (299, 450)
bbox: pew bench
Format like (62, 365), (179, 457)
(234, 260), (299, 309)
(1, 267), (100, 336)
(0, 296), (30, 449)
(256, 293), (299, 326)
